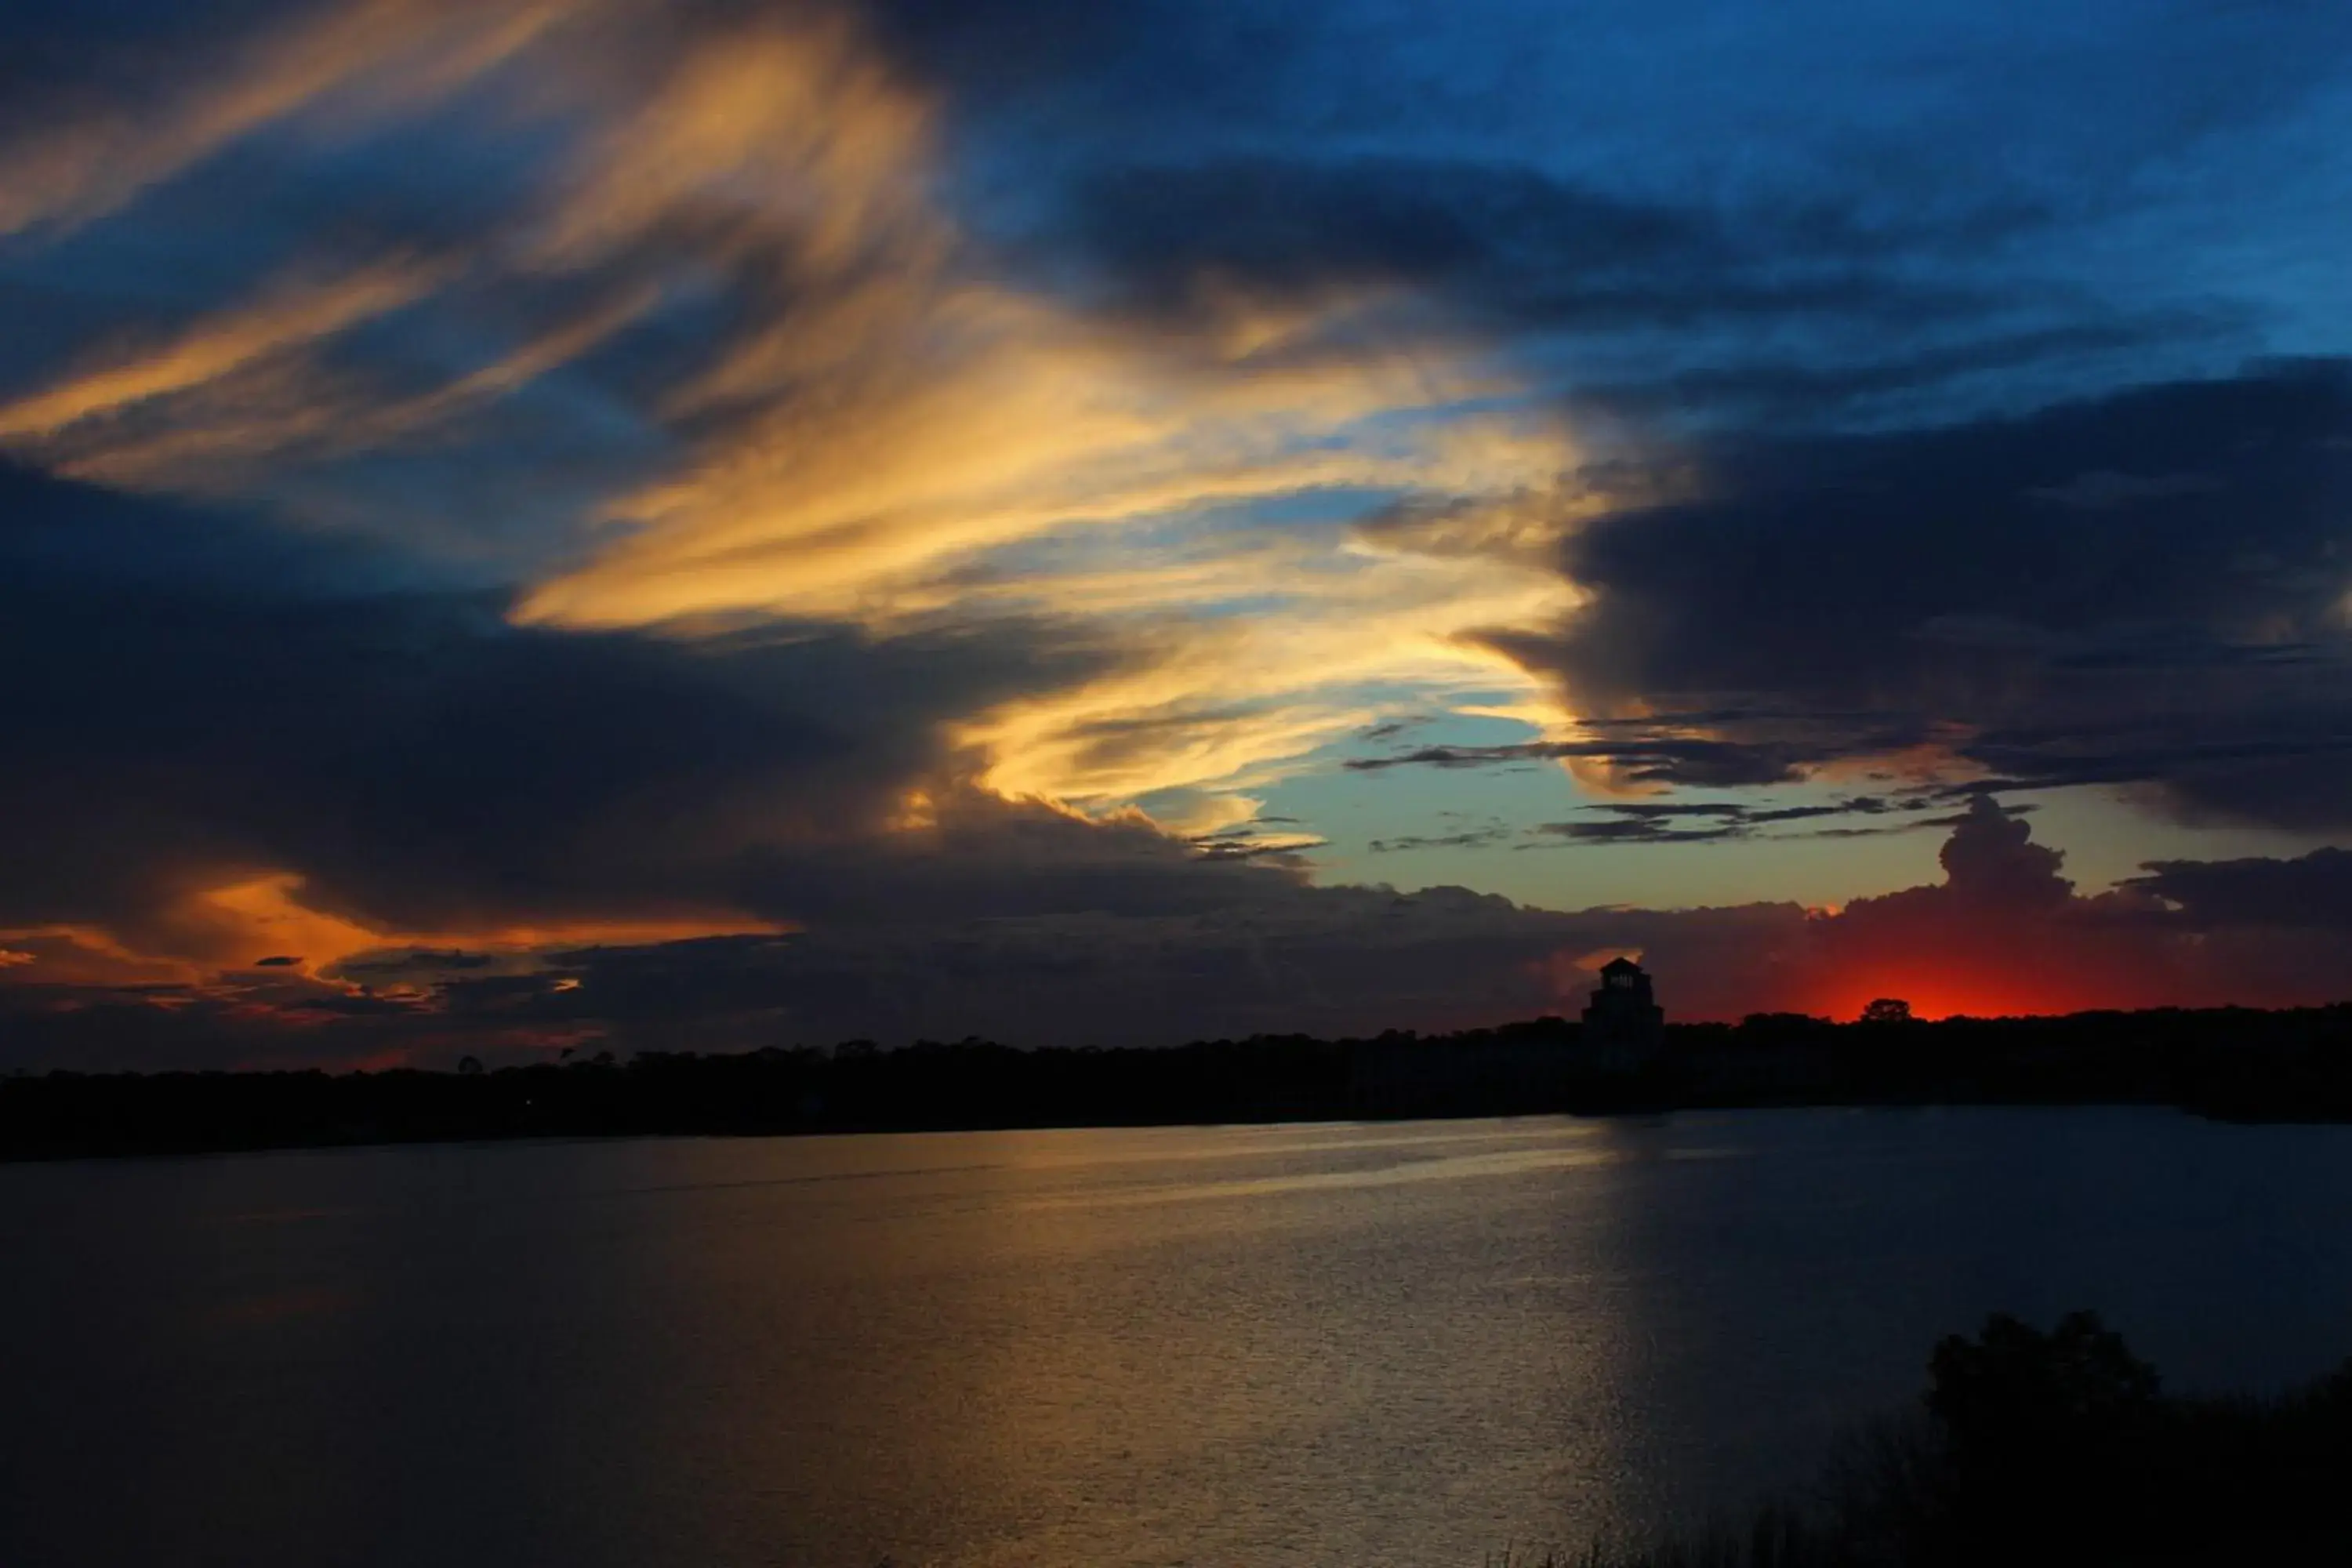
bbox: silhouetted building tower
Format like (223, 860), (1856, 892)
(1582, 956), (1665, 1071)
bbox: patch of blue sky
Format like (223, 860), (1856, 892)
(1259, 708), (1910, 909)
(1233, 484), (1409, 534)
(1324, 0), (2350, 197)
(2001, 789), (2349, 902)
(2070, 82), (2352, 362)
(241, 100), (577, 249)
(1275, 735), (2352, 913)
(0, 175), (358, 395)
(0, 209), (277, 325)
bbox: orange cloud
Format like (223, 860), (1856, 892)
(0, 872), (784, 993)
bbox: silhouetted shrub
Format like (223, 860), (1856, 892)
(1559, 1312), (2352, 1568)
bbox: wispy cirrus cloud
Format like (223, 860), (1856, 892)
(0, 256), (444, 441)
(0, 0), (573, 239)
(0, 0), (1589, 830)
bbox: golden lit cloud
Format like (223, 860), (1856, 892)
(0, 258), (442, 441)
(518, 294), (1570, 629)
(0, 259), (664, 495)
(522, 13), (935, 278)
(495, 15), (1590, 807)
(169, 873), (780, 981)
(0, 0), (1599, 844)
(956, 539), (1581, 805)
(1149, 793), (1270, 839)
(0, 0), (572, 239)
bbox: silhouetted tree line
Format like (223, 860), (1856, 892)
(1565, 1310), (2352, 1566)
(5, 1003), (2352, 1160)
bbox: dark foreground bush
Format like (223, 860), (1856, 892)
(1548, 1311), (2352, 1568)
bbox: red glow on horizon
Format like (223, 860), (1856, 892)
(1805, 970), (2122, 1023)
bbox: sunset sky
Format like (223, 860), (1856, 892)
(4, 0), (2350, 1067)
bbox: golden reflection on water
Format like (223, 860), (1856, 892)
(1008, 1142), (1627, 1210)
(793, 1120), (1663, 1567)
(31, 1113), (2344, 1567)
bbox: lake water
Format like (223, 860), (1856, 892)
(9, 1109), (2352, 1566)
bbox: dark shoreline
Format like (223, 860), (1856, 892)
(7, 1002), (2352, 1162)
(1572, 1311), (2352, 1567)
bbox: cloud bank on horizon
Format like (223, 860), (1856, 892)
(2, 0), (2350, 1065)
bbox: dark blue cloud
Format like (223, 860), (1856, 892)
(1475, 361), (2352, 825)
(2125, 848), (2352, 931)
(0, 462), (1109, 940)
